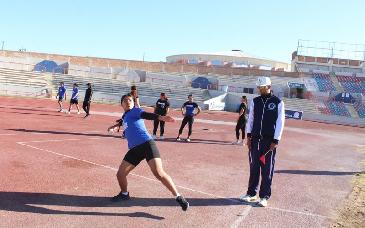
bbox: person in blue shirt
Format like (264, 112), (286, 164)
(176, 94), (201, 142)
(67, 83), (80, 114)
(56, 82), (66, 112)
(116, 85), (140, 139)
(107, 93), (189, 211)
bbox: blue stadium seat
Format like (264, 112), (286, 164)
(313, 73), (336, 92)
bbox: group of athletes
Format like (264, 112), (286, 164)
(56, 76), (285, 211)
(56, 82), (93, 117)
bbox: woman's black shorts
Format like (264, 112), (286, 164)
(123, 140), (160, 166)
(70, 99), (78, 104)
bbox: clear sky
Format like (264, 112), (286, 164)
(0, 0), (364, 63)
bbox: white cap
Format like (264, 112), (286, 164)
(256, 76), (271, 86)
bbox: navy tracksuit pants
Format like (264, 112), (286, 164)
(247, 137), (276, 199)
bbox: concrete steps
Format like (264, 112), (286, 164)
(345, 104), (359, 118)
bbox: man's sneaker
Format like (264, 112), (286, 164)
(176, 195), (189, 211)
(67, 111), (71, 114)
(159, 136), (164, 140)
(84, 114), (89, 118)
(176, 137), (182, 141)
(257, 198), (268, 207)
(58, 109), (62, 112)
(186, 138), (191, 142)
(152, 135), (158, 140)
(239, 194), (258, 202)
(77, 111), (81, 115)
(111, 192), (130, 202)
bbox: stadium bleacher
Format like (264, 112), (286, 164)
(0, 68), (49, 96)
(52, 72), (208, 104)
(312, 73), (336, 92)
(354, 102), (365, 118)
(336, 75), (365, 95)
(322, 101), (351, 117)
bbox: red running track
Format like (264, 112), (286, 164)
(0, 96), (364, 228)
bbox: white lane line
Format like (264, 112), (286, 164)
(230, 206), (252, 228)
(266, 206), (330, 219)
(356, 144), (365, 153)
(0, 133), (17, 136)
(17, 137), (104, 145)
(17, 139), (82, 145)
(88, 130), (103, 133)
(16, 141), (332, 219)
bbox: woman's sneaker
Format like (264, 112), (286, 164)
(111, 192), (130, 202)
(176, 195), (189, 211)
(239, 194), (257, 202)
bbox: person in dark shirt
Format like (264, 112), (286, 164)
(176, 94), (201, 142)
(83, 83), (93, 118)
(107, 93), (189, 211)
(233, 96), (248, 145)
(152, 93), (170, 140)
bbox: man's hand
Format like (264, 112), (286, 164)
(268, 143), (277, 152)
(247, 137), (251, 151)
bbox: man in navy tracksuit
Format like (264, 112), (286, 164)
(240, 77), (285, 207)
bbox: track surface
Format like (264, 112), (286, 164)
(0, 96), (364, 228)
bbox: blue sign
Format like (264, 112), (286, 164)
(285, 109), (303, 120)
(287, 82), (305, 89)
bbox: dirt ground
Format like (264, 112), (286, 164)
(332, 162), (365, 228)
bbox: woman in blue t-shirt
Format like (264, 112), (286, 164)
(107, 93), (189, 211)
(67, 83), (80, 114)
(56, 82), (67, 112)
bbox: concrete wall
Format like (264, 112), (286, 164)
(224, 92), (257, 112)
(0, 50), (304, 78)
(304, 113), (365, 127)
(204, 92), (227, 111)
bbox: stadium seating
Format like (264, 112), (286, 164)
(336, 75), (365, 95)
(323, 101), (351, 117)
(354, 102), (365, 118)
(52, 72), (208, 104)
(0, 68), (49, 96)
(312, 73), (336, 92)
(282, 97), (321, 115)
